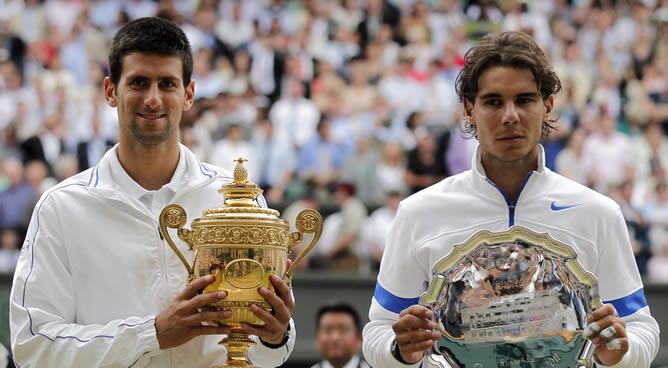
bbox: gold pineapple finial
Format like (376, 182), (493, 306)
(233, 157), (249, 184)
(219, 157), (262, 206)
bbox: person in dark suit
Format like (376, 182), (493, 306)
(312, 303), (371, 368)
(76, 96), (117, 172)
(76, 139), (115, 172)
(356, 0), (402, 51)
(19, 111), (66, 175)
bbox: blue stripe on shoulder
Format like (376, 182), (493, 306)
(603, 288), (648, 317)
(374, 282), (420, 314)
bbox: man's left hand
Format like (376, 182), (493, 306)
(241, 273), (294, 345)
(584, 304), (629, 366)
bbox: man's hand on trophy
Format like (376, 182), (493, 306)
(241, 273), (295, 345)
(391, 305), (441, 364)
(155, 275), (232, 349)
(584, 304), (629, 366)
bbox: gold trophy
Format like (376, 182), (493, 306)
(158, 158), (323, 368)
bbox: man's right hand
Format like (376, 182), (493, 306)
(155, 275), (232, 349)
(392, 305), (441, 364)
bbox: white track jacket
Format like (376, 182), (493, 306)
(363, 146), (659, 368)
(10, 145), (295, 367)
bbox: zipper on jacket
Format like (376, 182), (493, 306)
(157, 224), (174, 367)
(485, 172), (533, 227)
(157, 225), (170, 302)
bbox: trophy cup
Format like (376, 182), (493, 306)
(158, 158), (323, 368)
(420, 226), (602, 368)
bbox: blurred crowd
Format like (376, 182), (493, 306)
(2, 0), (668, 280)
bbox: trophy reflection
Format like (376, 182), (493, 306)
(159, 158), (323, 367)
(421, 227), (602, 368)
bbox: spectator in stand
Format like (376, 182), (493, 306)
(208, 123), (256, 181)
(312, 183), (367, 272)
(269, 78), (320, 148)
(252, 118), (298, 204)
(580, 109), (635, 192)
(0, 157), (33, 245)
(374, 142), (407, 203)
(609, 180), (652, 275)
(405, 133), (446, 194)
(362, 190), (402, 271)
(556, 128), (588, 185)
(3, 0), (668, 281)
(297, 117), (346, 195)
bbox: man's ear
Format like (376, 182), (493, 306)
(463, 99), (474, 124)
(544, 95), (554, 119)
(183, 80), (195, 111)
(103, 77), (117, 107)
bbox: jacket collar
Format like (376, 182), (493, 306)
(470, 144), (547, 198)
(88, 143), (226, 197)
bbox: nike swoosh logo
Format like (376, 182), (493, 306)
(551, 201), (581, 211)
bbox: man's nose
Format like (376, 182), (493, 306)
(502, 102), (519, 125)
(144, 84), (161, 109)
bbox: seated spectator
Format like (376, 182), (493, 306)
(0, 157), (34, 244)
(312, 303), (370, 368)
(373, 142), (406, 204)
(580, 110), (635, 192)
(297, 118), (346, 195)
(209, 123), (257, 181)
(556, 128), (588, 185)
(362, 190), (402, 271)
(405, 134), (446, 194)
(269, 78), (320, 148)
(0, 229), (21, 272)
(282, 187), (320, 270)
(311, 183), (368, 272)
(642, 181), (668, 260)
(252, 118), (298, 204)
(609, 180), (652, 275)
(341, 136), (380, 206)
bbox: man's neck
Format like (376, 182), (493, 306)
(482, 152), (538, 204)
(116, 141), (180, 191)
(327, 354), (358, 368)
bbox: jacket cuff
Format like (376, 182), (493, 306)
(390, 339), (423, 367)
(260, 323), (291, 349)
(140, 317), (160, 351)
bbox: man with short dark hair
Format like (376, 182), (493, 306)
(312, 303), (370, 368)
(10, 17), (295, 367)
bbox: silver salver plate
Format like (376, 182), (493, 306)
(419, 226), (603, 368)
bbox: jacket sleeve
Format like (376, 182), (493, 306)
(362, 203), (427, 368)
(247, 318), (296, 367)
(595, 203), (660, 368)
(10, 194), (161, 368)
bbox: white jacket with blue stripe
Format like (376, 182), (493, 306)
(10, 145), (295, 368)
(363, 145), (659, 368)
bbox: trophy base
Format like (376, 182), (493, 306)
(217, 328), (257, 368)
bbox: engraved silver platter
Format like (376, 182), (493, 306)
(419, 226), (603, 368)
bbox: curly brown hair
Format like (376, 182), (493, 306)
(455, 31), (561, 139)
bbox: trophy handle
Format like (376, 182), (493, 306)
(285, 209), (323, 279)
(159, 204), (195, 278)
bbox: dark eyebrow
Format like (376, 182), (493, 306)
(125, 74), (179, 81)
(516, 92), (541, 99)
(478, 92), (541, 100)
(159, 76), (179, 82)
(478, 93), (502, 100)
(125, 74), (147, 81)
